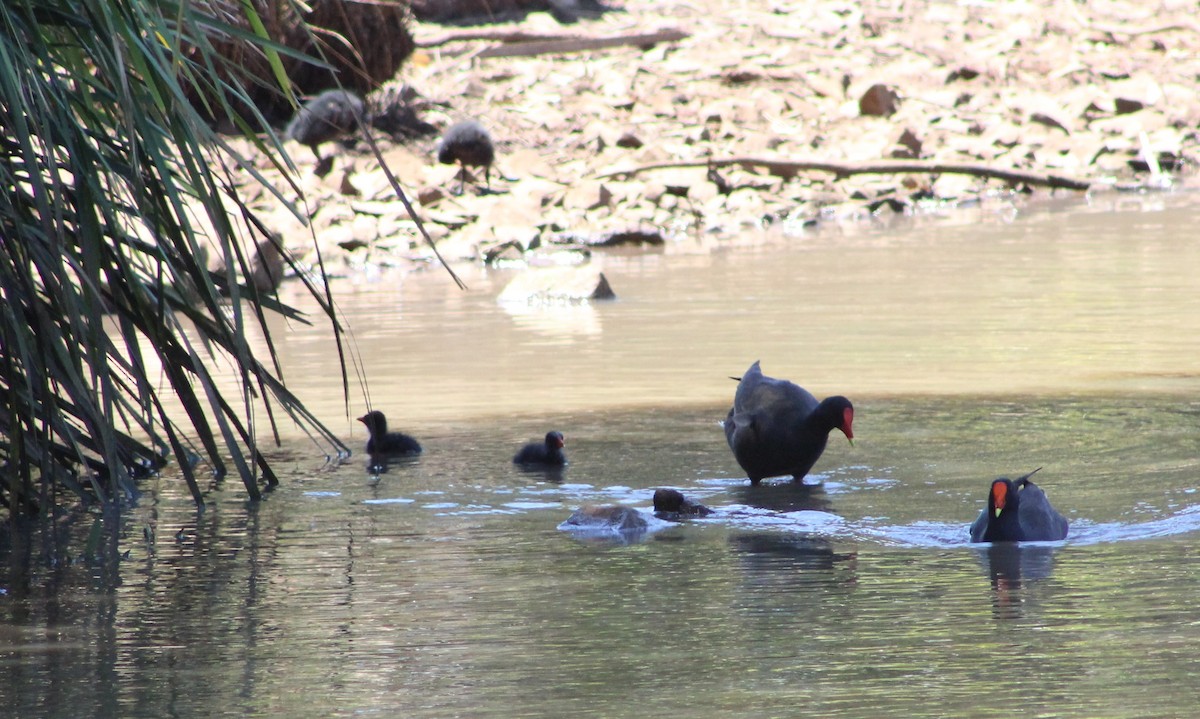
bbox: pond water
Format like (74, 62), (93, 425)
(3, 193), (1200, 718)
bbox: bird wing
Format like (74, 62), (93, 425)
(1017, 481), (1069, 541)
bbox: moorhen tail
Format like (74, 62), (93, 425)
(969, 468), (1069, 543)
(438, 120), (494, 194)
(724, 361), (854, 485)
(357, 410), (423, 456)
(513, 431), (566, 466)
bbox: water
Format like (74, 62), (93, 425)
(3, 194), (1200, 717)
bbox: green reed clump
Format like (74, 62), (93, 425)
(0, 0), (351, 513)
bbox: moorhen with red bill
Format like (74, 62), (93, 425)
(724, 361), (854, 485)
(969, 468), (1069, 543)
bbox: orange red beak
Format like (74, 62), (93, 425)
(992, 481), (1008, 517)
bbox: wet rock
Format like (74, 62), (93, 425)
(1030, 112), (1070, 134)
(338, 239), (370, 252)
(338, 171), (360, 196)
(418, 186), (446, 206)
(554, 228), (666, 247)
(559, 505), (648, 532)
(893, 128), (923, 158)
(483, 240), (526, 264)
(615, 132), (644, 149)
(859, 83), (899, 117)
(947, 66), (980, 83)
(1114, 97), (1144, 115)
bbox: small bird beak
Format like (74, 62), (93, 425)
(994, 507), (1003, 518)
(356, 416), (366, 424)
(846, 437), (855, 447)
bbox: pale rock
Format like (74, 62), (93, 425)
(563, 181), (614, 211)
(498, 266), (616, 304)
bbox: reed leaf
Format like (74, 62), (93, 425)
(0, 0), (356, 514)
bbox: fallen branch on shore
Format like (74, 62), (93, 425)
(418, 28), (689, 58)
(596, 157), (1093, 191)
(416, 30), (578, 49)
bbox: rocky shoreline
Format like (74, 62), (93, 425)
(231, 0), (1199, 283)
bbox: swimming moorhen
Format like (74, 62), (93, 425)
(438, 120), (494, 194)
(653, 488), (713, 519)
(357, 410), (422, 456)
(724, 361), (854, 485)
(969, 468), (1069, 543)
(513, 431), (566, 466)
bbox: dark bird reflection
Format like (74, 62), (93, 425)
(732, 480), (833, 514)
(514, 464), (566, 483)
(974, 543), (1060, 620)
(365, 453), (421, 477)
(732, 532), (848, 571)
(730, 532), (859, 596)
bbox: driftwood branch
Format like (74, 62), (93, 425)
(1087, 21), (1200, 39)
(416, 30), (578, 49)
(473, 29), (689, 59)
(597, 157), (1092, 191)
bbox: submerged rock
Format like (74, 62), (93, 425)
(559, 505), (648, 532)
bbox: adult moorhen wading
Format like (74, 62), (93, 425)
(724, 361), (854, 485)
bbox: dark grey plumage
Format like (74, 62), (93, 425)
(357, 410), (422, 457)
(286, 89), (364, 160)
(438, 120), (494, 193)
(969, 468), (1069, 543)
(653, 488), (712, 520)
(724, 361), (854, 485)
(513, 431), (566, 466)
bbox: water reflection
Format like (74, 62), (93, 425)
(731, 532), (857, 576)
(364, 453), (421, 476)
(514, 464), (567, 483)
(975, 543), (1061, 620)
(731, 480), (834, 513)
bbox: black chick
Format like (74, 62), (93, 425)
(357, 410), (422, 456)
(438, 120), (495, 194)
(286, 89), (365, 163)
(513, 431), (566, 466)
(652, 488), (713, 520)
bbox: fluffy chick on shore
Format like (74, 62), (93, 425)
(438, 120), (495, 194)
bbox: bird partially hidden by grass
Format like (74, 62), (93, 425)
(286, 89), (365, 176)
(438, 120), (495, 195)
